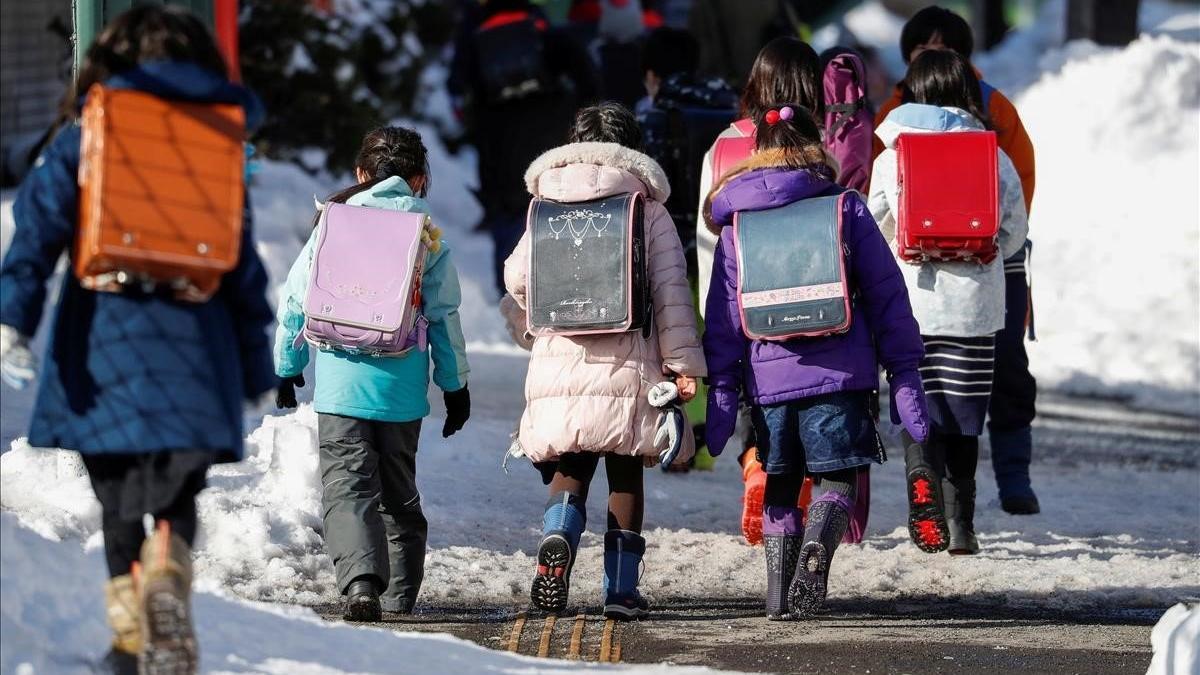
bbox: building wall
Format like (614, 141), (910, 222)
(0, 1), (73, 153)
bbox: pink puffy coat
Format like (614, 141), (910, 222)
(504, 142), (707, 464)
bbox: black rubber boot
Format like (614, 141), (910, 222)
(904, 433), (950, 553)
(344, 576), (382, 622)
(764, 534), (802, 620)
(943, 478), (980, 555)
(788, 493), (852, 618)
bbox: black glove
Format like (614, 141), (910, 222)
(442, 386), (471, 438)
(276, 374), (305, 409)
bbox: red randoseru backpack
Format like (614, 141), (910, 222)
(896, 130), (1000, 264)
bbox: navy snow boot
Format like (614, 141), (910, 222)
(531, 492), (586, 613)
(990, 426), (1040, 514)
(603, 530), (649, 620)
(788, 492), (852, 618)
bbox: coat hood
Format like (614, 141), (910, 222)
(703, 148), (839, 233)
(101, 61), (265, 130)
(874, 103), (984, 149)
(344, 176), (429, 212)
(525, 142), (671, 203)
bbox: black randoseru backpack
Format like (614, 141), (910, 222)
(527, 193), (651, 337)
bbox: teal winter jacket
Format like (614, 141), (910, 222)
(274, 177), (469, 422)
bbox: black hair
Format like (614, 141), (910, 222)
(900, 6), (975, 63)
(67, 5), (227, 118)
(903, 50), (992, 129)
(318, 126), (431, 224)
(753, 104), (832, 175)
(741, 38), (824, 121)
(641, 28), (700, 79)
(569, 102), (644, 150)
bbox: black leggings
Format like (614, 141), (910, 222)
(548, 453), (644, 532)
(942, 434), (980, 482)
(83, 453), (207, 578)
(99, 497), (198, 578)
(763, 467), (859, 507)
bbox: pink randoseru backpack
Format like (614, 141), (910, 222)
(710, 118), (757, 182)
(303, 202), (428, 356)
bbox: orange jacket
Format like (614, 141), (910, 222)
(873, 83), (1036, 214)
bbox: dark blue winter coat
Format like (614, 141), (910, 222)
(0, 62), (274, 462)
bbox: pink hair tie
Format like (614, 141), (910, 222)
(779, 106), (795, 121)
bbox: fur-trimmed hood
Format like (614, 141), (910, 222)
(702, 148), (837, 234)
(524, 142), (671, 203)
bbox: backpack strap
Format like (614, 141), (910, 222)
(825, 101), (865, 137)
(979, 80), (996, 110)
(731, 117), (756, 137)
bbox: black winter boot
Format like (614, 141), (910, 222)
(344, 576), (382, 622)
(764, 534), (803, 620)
(904, 433), (950, 553)
(943, 477), (980, 555)
(788, 493), (852, 618)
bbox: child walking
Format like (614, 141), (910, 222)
(874, 6), (1040, 514)
(505, 103), (706, 620)
(869, 50), (1029, 554)
(703, 105), (928, 618)
(274, 126), (471, 620)
(0, 7), (274, 673)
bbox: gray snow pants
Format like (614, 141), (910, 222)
(318, 413), (427, 612)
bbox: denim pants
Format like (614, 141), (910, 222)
(750, 391), (882, 475)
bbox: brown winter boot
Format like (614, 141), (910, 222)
(103, 574), (141, 674)
(136, 522), (197, 675)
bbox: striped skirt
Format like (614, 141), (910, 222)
(919, 335), (995, 436)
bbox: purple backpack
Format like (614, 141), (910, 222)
(821, 50), (873, 193)
(302, 202), (428, 356)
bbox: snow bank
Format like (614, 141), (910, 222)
(0, 514), (718, 675)
(1013, 34), (1199, 414)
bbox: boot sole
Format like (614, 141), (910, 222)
(139, 582), (197, 675)
(530, 535), (571, 613)
(344, 595), (383, 622)
(907, 469), (950, 554)
(787, 542), (828, 618)
(603, 603), (649, 621)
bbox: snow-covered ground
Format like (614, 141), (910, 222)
(2, 1), (1200, 672)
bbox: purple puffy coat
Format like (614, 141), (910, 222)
(702, 162), (924, 436)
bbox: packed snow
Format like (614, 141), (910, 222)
(0, 513), (721, 675)
(2, 1), (1199, 672)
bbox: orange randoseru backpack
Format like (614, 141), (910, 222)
(76, 84), (246, 302)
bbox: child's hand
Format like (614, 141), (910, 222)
(276, 374), (305, 409)
(675, 375), (697, 402)
(443, 385), (471, 437)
